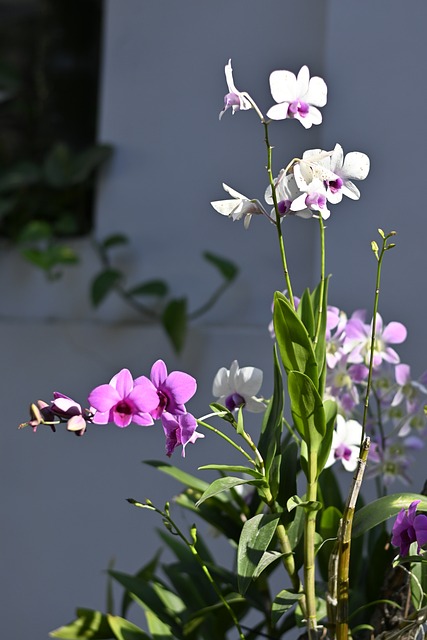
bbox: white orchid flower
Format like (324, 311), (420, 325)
(213, 360), (265, 413)
(290, 176), (330, 220)
(325, 415), (363, 471)
(267, 65), (327, 129)
(302, 144), (370, 203)
(219, 59), (253, 120)
(211, 183), (267, 229)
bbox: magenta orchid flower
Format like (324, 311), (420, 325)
(88, 368), (158, 428)
(391, 500), (427, 557)
(219, 59), (253, 120)
(267, 65), (327, 128)
(135, 359), (197, 420)
(161, 412), (204, 457)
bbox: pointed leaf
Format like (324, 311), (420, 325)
(258, 345), (284, 476)
(353, 494), (427, 538)
(237, 513), (281, 594)
(161, 298), (187, 353)
(107, 615), (150, 640)
(101, 234), (129, 250)
(144, 460), (209, 493)
(271, 590), (303, 625)
(198, 464), (263, 479)
(91, 269), (122, 307)
(127, 280), (168, 297)
(50, 608), (113, 638)
(298, 288), (315, 338)
(273, 291), (318, 386)
(195, 476), (262, 507)
(203, 251), (238, 281)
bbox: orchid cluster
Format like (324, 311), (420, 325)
(20, 360), (202, 458)
(212, 61), (370, 228)
(22, 59), (427, 640)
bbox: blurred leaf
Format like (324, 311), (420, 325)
(91, 269), (122, 307)
(203, 251), (238, 281)
(43, 144), (74, 188)
(101, 234), (129, 250)
(50, 608), (113, 638)
(107, 615), (149, 640)
(145, 610), (174, 637)
(71, 145), (113, 184)
(161, 298), (187, 353)
(18, 220), (53, 243)
(0, 161), (41, 192)
(127, 280), (169, 297)
(237, 513), (280, 595)
(353, 494), (427, 538)
(144, 460), (209, 493)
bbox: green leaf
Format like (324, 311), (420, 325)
(127, 280), (169, 297)
(203, 251), (238, 281)
(50, 608), (113, 638)
(107, 616), (150, 640)
(144, 460), (209, 493)
(258, 345), (284, 480)
(288, 370), (325, 477)
(273, 291), (318, 386)
(0, 161), (41, 192)
(196, 476), (262, 507)
(71, 144), (113, 184)
(276, 441), (298, 520)
(252, 550), (283, 579)
(317, 506), (341, 582)
(43, 143), (74, 188)
(18, 220), (53, 243)
(91, 269), (122, 307)
(198, 464), (263, 479)
(271, 590), (303, 625)
(316, 399), (337, 475)
(145, 610), (174, 637)
(353, 494), (427, 538)
(237, 513), (280, 595)
(297, 288), (315, 338)
(101, 234), (129, 250)
(120, 553), (161, 618)
(161, 298), (187, 353)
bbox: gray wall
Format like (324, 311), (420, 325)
(3, 2), (427, 638)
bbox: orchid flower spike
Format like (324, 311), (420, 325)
(267, 65), (327, 128)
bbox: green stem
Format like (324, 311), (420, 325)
(313, 216), (326, 348)
(361, 230), (397, 443)
(197, 418), (256, 465)
(263, 121), (295, 309)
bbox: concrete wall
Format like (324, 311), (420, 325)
(3, 2), (427, 638)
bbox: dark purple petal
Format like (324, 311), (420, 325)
(414, 514), (427, 550)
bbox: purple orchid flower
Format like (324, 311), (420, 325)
(391, 500), (427, 557)
(88, 368), (158, 428)
(161, 412), (204, 457)
(50, 392), (91, 436)
(135, 359), (197, 420)
(344, 312), (407, 367)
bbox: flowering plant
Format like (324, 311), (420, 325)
(20, 60), (427, 640)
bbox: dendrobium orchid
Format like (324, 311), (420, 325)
(344, 312), (407, 367)
(267, 65), (327, 128)
(391, 500), (427, 557)
(50, 392), (90, 436)
(161, 412), (204, 457)
(325, 415), (363, 471)
(290, 177), (330, 220)
(219, 59), (253, 120)
(211, 183), (267, 229)
(213, 360), (265, 413)
(88, 368), (158, 427)
(135, 359), (197, 419)
(302, 144), (370, 203)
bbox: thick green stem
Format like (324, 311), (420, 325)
(304, 450), (319, 636)
(263, 121), (295, 309)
